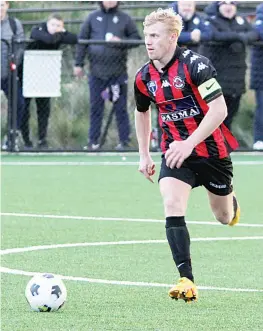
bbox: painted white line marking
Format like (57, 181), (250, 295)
(1, 267), (262, 293)
(1, 238), (263, 293)
(1, 212), (263, 228)
(1, 151), (263, 156)
(1, 161), (140, 166)
(1, 237), (263, 256)
(1, 161), (263, 166)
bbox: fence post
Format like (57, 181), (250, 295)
(4, 40), (12, 152)
(9, 37), (19, 152)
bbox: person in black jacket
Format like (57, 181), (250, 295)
(201, 1), (258, 130)
(170, 1), (212, 53)
(74, 1), (141, 151)
(21, 13), (77, 148)
(250, 3), (263, 150)
(1, 0), (25, 150)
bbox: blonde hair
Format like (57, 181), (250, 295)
(143, 8), (183, 36)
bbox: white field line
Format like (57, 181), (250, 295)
(1, 237), (263, 293)
(1, 160), (263, 166)
(1, 212), (263, 228)
(1, 237), (263, 256)
(1, 151), (263, 156)
(2, 151), (263, 156)
(1, 266), (262, 292)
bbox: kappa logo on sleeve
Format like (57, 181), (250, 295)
(190, 54), (200, 63)
(182, 49), (191, 58)
(197, 62), (208, 73)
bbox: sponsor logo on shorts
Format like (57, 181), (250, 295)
(209, 182), (227, 189)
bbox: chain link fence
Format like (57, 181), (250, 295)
(1, 37), (262, 152)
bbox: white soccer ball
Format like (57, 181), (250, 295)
(25, 273), (67, 312)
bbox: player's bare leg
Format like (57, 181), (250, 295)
(207, 191), (240, 226)
(159, 177), (198, 302)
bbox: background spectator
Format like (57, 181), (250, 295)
(1, 0), (25, 150)
(170, 1), (212, 53)
(250, 3), (263, 150)
(74, 1), (141, 151)
(201, 1), (258, 130)
(20, 13), (77, 148)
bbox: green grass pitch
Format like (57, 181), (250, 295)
(1, 153), (263, 331)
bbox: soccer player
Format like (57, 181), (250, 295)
(134, 8), (241, 303)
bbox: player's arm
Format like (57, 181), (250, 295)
(135, 107), (151, 156)
(186, 79), (227, 148)
(134, 74), (155, 182)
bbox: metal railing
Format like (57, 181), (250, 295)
(2, 38), (263, 153)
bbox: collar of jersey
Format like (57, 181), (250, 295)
(150, 46), (182, 72)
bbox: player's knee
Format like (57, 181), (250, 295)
(163, 196), (185, 215)
(213, 210), (232, 225)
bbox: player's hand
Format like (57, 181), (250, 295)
(73, 66), (84, 78)
(110, 36), (121, 41)
(191, 29), (201, 43)
(165, 140), (194, 169)
(138, 155), (155, 183)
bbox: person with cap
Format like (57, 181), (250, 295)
(201, 1), (258, 130)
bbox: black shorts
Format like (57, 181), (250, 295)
(158, 155), (233, 196)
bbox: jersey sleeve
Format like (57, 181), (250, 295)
(134, 71), (151, 112)
(190, 56), (223, 103)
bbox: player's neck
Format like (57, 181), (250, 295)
(153, 48), (177, 72)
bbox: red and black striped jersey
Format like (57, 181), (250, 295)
(134, 47), (238, 158)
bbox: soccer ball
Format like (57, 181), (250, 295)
(25, 273), (67, 312)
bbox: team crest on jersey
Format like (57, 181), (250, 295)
(236, 16), (244, 25)
(193, 17), (200, 25)
(113, 16), (119, 24)
(147, 81), (157, 96)
(173, 76), (185, 89)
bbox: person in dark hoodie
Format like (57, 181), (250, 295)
(74, 1), (141, 151)
(250, 3), (263, 150)
(20, 13), (77, 148)
(170, 1), (212, 53)
(201, 1), (258, 130)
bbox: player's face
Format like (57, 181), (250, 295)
(144, 22), (177, 61)
(102, 1), (118, 10)
(47, 18), (64, 34)
(219, 2), (237, 19)
(0, 1), (9, 21)
(178, 1), (196, 21)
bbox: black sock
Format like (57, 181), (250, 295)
(166, 216), (194, 282)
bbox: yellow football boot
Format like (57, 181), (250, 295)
(229, 193), (240, 226)
(169, 277), (198, 303)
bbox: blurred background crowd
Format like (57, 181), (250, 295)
(1, 1), (263, 152)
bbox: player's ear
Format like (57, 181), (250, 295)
(169, 33), (178, 43)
